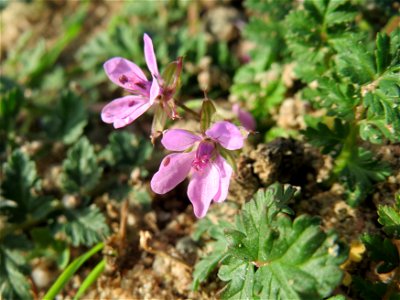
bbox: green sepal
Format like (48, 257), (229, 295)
(200, 99), (217, 133)
(151, 104), (168, 144)
(161, 56), (183, 92)
(217, 145), (238, 173)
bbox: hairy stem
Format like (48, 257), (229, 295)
(176, 102), (200, 121)
(333, 122), (359, 176)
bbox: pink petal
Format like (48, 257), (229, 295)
(161, 129), (201, 151)
(213, 155), (233, 203)
(205, 121), (244, 150)
(233, 104), (256, 131)
(187, 163), (220, 218)
(104, 57), (148, 89)
(149, 79), (161, 105)
(101, 96), (152, 128)
(143, 33), (160, 77)
(151, 152), (195, 194)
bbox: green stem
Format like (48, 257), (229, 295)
(333, 122), (359, 176)
(176, 102), (200, 120)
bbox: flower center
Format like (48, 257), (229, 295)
(192, 154), (210, 172)
(191, 141), (215, 172)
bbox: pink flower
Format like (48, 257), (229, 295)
(232, 103), (256, 131)
(151, 121), (245, 218)
(101, 34), (181, 129)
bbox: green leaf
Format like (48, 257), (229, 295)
(77, 24), (145, 89)
(0, 87), (23, 136)
(361, 234), (399, 274)
(377, 196), (400, 238)
(219, 258), (255, 299)
(375, 33), (391, 74)
(101, 131), (152, 170)
(340, 147), (390, 206)
(44, 91), (88, 145)
(361, 73), (400, 143)
(244, 0), (293, 17)
(0, 149), (50, 222)
(0, 237), (32, 300)
(192, 240), (228, 291)
(303, 118), (349, 155)
(352, 277), (387, 300)
(284, 0), (357, 82)
(26, 3), (87, 87)
(219, 185), (346, 299)
(327, 295), (346, 300)
(52, 206), (109, 247)
(192, 218), (233, 290)
(334, 37), (376, 84)
(30, 228), (70, 269)
(303, 79), (358, 120)
(61, 137), (102, 194)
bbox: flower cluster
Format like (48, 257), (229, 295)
(101, 34), (253, 217)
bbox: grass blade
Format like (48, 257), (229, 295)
(43, 242), (104, 300)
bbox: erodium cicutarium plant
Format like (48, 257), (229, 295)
(101, 33), (250, 218)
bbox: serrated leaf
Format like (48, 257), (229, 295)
(377, 197), (400, 238)
(303, 118), (349, 155)
(362, 73), (400, 143)
(303, 79), (358, 120)
(219, 185), (346, 299)
(0, 239), (32, 300)
(334, 37), (376, 84)
(192, 217), (233, 290)
(0, 87), (23, 135)
(52, 206), (109, 247)
(101, 131), (152, 169)
(192, 240), (228, 291)
(1, 149), (39, 209)
(375, 33), (391, 74)
(327, 295), (346, 300)
(361, 234), (399, 273)
(61, 137), (102, 193)
(0, 149), (52, 222)
(44, 90), (88, 145)
(352, 277), (387, 300)
(219, 259), (255, 299)
(30, 228), (70, 269)
(244, 0), (293, 17)
(285, 0), (357, 82)
(77, 24), (145, 89)
(353, 276), (400, 300)
(340, 147), (390, 206)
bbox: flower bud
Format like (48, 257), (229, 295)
(162, 57), (183, 94)
(200, 99), (216, 133)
